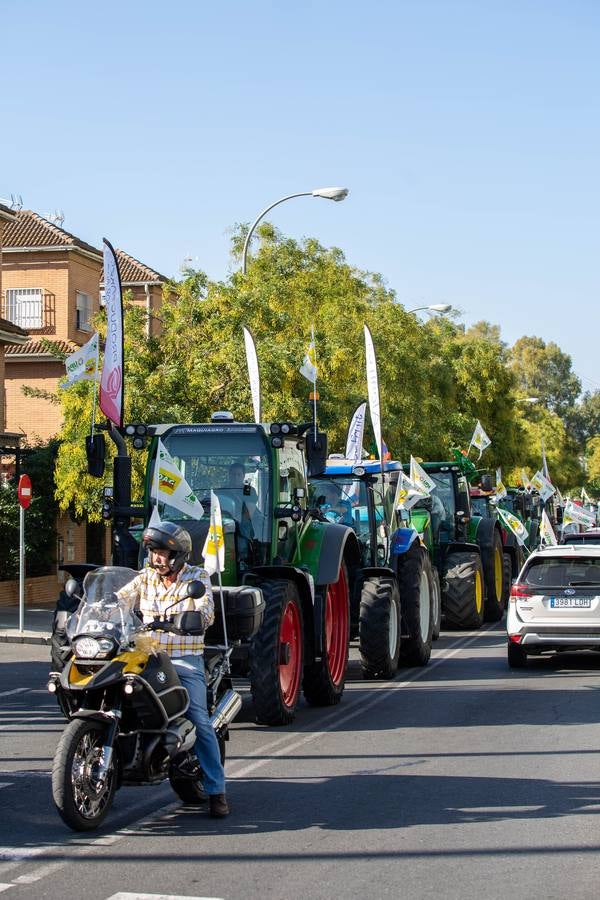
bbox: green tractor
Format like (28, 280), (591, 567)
(402, 454), (506, 628)
(97, 414), (362, 726)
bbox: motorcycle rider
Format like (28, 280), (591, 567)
(118, 520), (229, 818)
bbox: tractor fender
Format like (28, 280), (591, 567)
(243, 565), (316, 658)
(315, 524), (361, 587)
(390, 527), (420, 557)
(474, 515), (502, 550)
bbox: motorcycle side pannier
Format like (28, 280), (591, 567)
(206, 586), (265, 643)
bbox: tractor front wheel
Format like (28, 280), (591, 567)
(358, 575), (401, 679)
(397, 543), (433, 667)
(249, 580), (304, 725)
(443, 551), (485, 630)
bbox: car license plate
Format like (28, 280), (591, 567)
(549, 597), (592, 608)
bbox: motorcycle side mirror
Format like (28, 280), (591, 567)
(184, 580), (206, 600)
(64, 578), (81, 599)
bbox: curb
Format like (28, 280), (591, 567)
(0, 632), (51, 645)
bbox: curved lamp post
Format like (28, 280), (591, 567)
(406, 303), (453, 314)
(241, 187), (349, 274)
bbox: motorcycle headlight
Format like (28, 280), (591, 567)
(73, 637), (116, 659)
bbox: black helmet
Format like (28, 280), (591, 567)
(142, 521), (192, 573)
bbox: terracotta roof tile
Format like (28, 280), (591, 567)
(101, 248), (167, 284)
(0, 316), (28, 338)
(5, 339), (77, 357)
(2, 210), (101, 257)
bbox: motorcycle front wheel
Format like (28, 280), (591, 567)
(52, 718), (117, 831)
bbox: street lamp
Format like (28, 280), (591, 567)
(515, 397), (540, 404)
(406, 304), (453, 315)
(241, 187), (349, 274)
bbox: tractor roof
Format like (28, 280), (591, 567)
(324, 458), (402, 476)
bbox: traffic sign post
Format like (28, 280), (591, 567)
(17, 475), (32, 632)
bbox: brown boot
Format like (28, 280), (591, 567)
(209, 793), (229, 818)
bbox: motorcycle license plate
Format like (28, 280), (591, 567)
(549, 597), (592, 608)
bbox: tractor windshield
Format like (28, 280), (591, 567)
(151, 427), (272, 549)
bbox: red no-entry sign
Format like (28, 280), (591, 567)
(17, 474), (32, 510)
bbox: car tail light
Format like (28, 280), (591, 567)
(509, 583), (533, 602)
(509, 634), (523, 644)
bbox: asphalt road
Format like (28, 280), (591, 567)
(2, 626), (600, 900)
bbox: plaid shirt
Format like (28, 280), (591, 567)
(118, 562), (214, 657)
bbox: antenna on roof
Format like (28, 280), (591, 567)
(47, 209), (65, 226)
(11, 194), (23, 210)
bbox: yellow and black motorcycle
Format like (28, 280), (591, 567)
(48, 565), (260, 831)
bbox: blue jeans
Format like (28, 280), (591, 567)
(171, 654), (225, 795)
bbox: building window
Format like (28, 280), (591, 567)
(76, 291), (93, 331)
(5, 288), (43, 328)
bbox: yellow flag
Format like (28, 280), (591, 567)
(202, 490), (225, 575)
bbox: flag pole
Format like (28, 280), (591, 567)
(90, 338), (99, 437)
(311, 324), (318, 440)
(211, 503), (229, 653)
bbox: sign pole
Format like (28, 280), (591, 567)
(19, 504), (25, 632)
(17, 473), (32, 633)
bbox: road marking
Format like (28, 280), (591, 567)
(12, 862), (66, 885)
(106, 895), (224, 900)
(0, 886), (13, 893)
(0, 785), (13, 791)
(0, 689), (29, 699)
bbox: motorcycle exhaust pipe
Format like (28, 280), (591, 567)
(210, 689), (242, 734)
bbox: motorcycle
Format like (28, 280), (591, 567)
(48, 565), (262, 831)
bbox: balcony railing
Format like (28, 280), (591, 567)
(0, 289), (56, 333)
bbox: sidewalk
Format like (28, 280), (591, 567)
(0, 605), (53, 645)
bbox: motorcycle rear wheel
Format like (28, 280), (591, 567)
(52, 718), (117, 831)
(169, 770), (208, 805)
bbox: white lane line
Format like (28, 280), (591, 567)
(0, 689), (29, 699)
(0, 886), (13, 893)
(12, 862), (66, 885)
(107, 895), (224, 900)
(0, 785), (13, 791)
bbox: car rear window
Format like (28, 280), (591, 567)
(524, 557), (600, 588)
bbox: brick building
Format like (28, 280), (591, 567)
(0, 209), (170, 602)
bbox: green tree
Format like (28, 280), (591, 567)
(0, 441), (59, 580)
(509, 336), (582, 417)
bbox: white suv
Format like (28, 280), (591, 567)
(507, 545), (600, 667)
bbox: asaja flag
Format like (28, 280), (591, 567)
(470, 420), (491, 459)
(61, 333), (99, 387)
(99, 239), (124, 427)
(531, 470), (555, 502)
(539, 509), (558, 546)
(497, 506), (528, 547)
(393, 470), (427, 511)
(495, 467), (507, 500)
(202, 490), (225, 575)
(410, 456), (436, 495)
(151, 439), (204, 520)
(581, 487), (593, 506)
(345, 401), (367, 462)
(563, 499), (595, 529)
(299, 335), (317, 383)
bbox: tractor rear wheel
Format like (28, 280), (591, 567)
(250, 579), (304, 725)
(443, 551), (485, 630)
(481, 529), (505, 622)
(358, 576), (401, 679)
(303, 564), (350, 706)
(397, 543), (433, 667)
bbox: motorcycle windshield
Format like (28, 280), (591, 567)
(66, 566), (140, 644)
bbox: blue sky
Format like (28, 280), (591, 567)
(2, 0), (598, 394)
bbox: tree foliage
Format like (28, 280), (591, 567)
(0, 441), (59, 580)
(51, 224), (592, 517)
